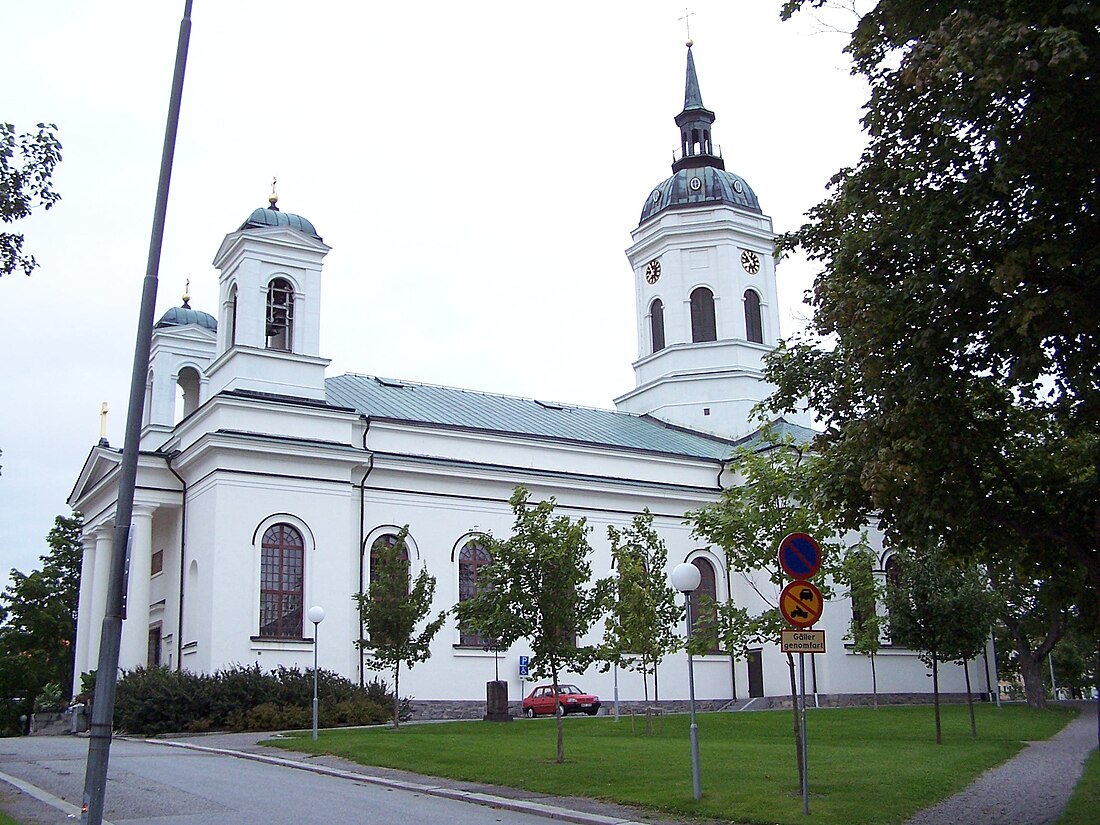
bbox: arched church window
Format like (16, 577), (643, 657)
(744, 289), (763, 344)
(227, 284), (238, 346)
(650, 298), (665, 353)
(458, 540), (492, 647)
(370, 533), (410, 595)
(690, 287), (717, 343)
(175, 366), (200, 422)
(688, 557), (720, 653)
(265, 278), (294, 351)
(259, 524), (304, 639)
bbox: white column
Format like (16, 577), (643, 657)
(73, 535), (97, 693)
(88, 527), (113, 670)
(120, 506), (155, 670)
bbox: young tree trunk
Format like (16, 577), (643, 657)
(932, 655), (941, 745)
(392, 663), (401, 730)
(552, 672), (564, 764)
(963, 658), (977, 738)
(653, 660), (659, 703)
(786, 653), (804, 789)
(870, 652), (879, 709)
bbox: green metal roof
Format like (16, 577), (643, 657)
(732, 418), (819, 453)
(325, 374), (737, 461)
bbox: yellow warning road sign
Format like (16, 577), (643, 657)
(780, 580), (823, 627)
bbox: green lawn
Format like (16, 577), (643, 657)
(0, 811), (22, 825)
(269, 703), (1076, 825)
(1057, 750), (1100, 825)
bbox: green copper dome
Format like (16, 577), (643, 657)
(155, 302), (217, 331)
(239, 204), (322, 241)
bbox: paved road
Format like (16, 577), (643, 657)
(0, 735), (646, 825)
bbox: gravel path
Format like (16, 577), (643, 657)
(905, 703), (1097, 825)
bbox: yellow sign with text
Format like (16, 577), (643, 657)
(781, 629), (826, 654)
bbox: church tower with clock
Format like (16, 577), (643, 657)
(614, 43), (785, 440)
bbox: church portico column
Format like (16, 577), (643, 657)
(120, 505), (155, 670)
(88, 527), (113, 670)
(73, 535), (97, 692)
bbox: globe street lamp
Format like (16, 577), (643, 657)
(671, 562), (702, 801)
(308, 605), (326, 741)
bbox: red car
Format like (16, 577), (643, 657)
(522, 684), (601, 717)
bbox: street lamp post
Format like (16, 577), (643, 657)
(308, 606), (325, 741)
(671, 562), (702, 801)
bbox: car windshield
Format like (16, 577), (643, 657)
(560, 685), (581, 694)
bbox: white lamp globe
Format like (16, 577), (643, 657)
(671, 562), (701, 594)
(307, 605), (326, 624)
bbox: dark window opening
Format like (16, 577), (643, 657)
(650, 298), (665, 353)
(370, 533), (410, 595)
(151, 549), (164, 576)
(744, 289), (763, 343)
(690, 287), (717, 342)
(259, 523), (304, 638)
(458, 541), (492, 647)
(265, 278), (294, 351)
(689, 557), (720, 653)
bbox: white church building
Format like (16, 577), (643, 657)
(70, 46), (984, 712)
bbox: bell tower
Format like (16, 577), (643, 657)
(614, 43), (784, 440)
(205, 194), (332, 401)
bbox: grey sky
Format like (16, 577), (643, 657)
(0, 1), (867, 578)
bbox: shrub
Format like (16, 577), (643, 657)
(113, 666), (404, 735)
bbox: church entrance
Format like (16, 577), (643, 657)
(747, 649), (764, 698)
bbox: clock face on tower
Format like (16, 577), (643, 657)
(644, 259), (662, 284)
(740, 249), (761, 275)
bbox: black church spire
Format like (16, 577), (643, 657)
(672, 44), (725, 173)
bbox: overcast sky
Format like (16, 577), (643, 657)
(0, 1), (869, 578)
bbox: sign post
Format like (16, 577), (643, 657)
(777, 532), (824, 817)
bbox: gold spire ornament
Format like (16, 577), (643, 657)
(269, 176), (279, 209)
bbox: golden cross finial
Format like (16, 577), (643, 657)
(182, 277), (190, 307)
(269, 176), (278, 208)
(100, 402), (108, 440)
(679, 7), (694, 45)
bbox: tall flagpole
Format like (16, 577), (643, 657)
(80, 3), (193, 823)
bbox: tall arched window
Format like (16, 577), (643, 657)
(265, 278), (294, 351)
(175, 366), (200, 422)
(259, 524), (304, 638)
(689, 557), (720, 652)
(227, 283), (238, 346)
(458, 540), (492, 647)
(690, 287), (717, 342)
(370, 533), (409, 594)
(650, 298), (666, 353)
(744, 289), (763, 344)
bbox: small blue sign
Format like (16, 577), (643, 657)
(519, 655), (530, 666)
(778, 532), (822, 579)
(519, 666), (529, 676)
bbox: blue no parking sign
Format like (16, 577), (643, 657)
(778, 532), (822, 579)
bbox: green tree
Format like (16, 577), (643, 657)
(354, 526), (446, 729)
(0, 513), (83, 734)
(886, 545), (996, 744)
(601, 511), (681, 703)
(1, 122), (62, 276)
(770, 0), (1100, 735)
(840, 543), (885, 707)
(986, 547), (1078, 709)
(454, 486), (610, 763)
(687, 432), (842, 789)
